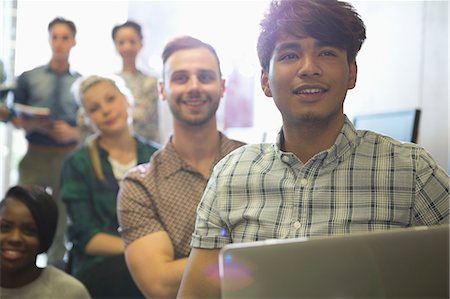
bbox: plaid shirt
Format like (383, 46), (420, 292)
(60, 136), (158, 277)
(192, 117), (449, 249)
(117, 133), (244, 258)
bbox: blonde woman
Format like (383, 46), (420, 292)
(60, 75), (158, 298)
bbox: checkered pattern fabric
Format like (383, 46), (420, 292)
(117, 133), (244, 258)
(192, 117), (449, 249)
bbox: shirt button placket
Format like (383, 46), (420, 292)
(296, 176), (308, 235)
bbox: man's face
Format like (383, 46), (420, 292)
(49, 23), (76, 61)
(160, 47), (225, 127)
(261, 35), (357, 128)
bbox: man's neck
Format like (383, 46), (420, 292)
(49, 58), (70, 74)
(172, 122), (221, 178)
(283, 116), (345, 163)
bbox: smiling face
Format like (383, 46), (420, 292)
(113, 26), (143, 62)
(160, 47), (225, 127)
(261, 35), (357, 129)
(49, 23), (76, 62)
(83, 81), (131, 136)
(0, 198), (40, 276)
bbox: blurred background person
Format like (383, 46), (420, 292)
(0, 185), (90, 298)
(60, 75), (158, 298)
(12, 17), (82, 266)
(112, 20), (160, 142)
(1, 59), (10, 121)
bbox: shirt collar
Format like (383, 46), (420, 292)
(159, 132), (235, 179)
(159, 137), (193, 179)
(274, 115), (358, 165)
(44, 63), (79, 76)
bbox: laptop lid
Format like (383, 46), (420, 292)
(219, 225), (449, 299)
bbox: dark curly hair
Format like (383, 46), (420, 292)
(257, 0), (366, 71)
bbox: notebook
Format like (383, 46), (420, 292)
(219, 225), (449, 299)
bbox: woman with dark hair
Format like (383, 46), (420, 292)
(0, 185), (90, 298)
(112, 20), (160, 142)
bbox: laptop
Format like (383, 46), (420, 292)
(219, 225), (449, 299)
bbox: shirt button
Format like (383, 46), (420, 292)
(282, 155), (290, 163)
(299, 178), (308, 187)
(294, 221), (301, 229)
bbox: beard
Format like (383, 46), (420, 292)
(169, 94), (220, 127)
(298, 112), (324, 123)
(284, 107), (343, 129)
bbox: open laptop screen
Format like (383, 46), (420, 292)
(219, 225), (449, 299)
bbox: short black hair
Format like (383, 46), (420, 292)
(112, 20), (143, 41)
(1, 185), (58, 254)
(257, 0), (366, 71)
(48, 17), (77, 37)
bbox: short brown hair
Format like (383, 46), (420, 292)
(257, 0), (366, 71)
(161, 35), (222, 77)
(48, 17), (77, 37)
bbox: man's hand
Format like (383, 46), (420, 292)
(19, 116), (54, 134)
(48, 120), (80, 143)
(177, 248), (221, 299)
(0, 107), (9, 121)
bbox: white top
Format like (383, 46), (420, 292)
(108, 157), (137, 182)
(0, 266), (91, 299)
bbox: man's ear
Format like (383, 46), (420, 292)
(220, 78), (226, 98)
(70, 35), (77, 49)
(159, 80), (166, 101)
(348, 61), (357, 90)
(260, 69), (272, 97)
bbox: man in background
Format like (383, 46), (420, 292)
(117, 36), (244, 298)
(13, 17), (81, 265)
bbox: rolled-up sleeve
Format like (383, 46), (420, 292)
(117, 164), (164, 247)
(414, 149), (450, 224)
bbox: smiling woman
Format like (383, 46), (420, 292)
(60, 75), (159, 298)
(0, 185), (90, 298)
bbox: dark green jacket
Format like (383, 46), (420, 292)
(60, 136), (159, 277)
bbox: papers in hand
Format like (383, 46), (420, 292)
(14, 103), (51, 120)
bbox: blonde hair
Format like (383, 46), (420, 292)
(71, 74), (134, 182)
(72, 74), (134, 116)
(84, 135), (104, 182)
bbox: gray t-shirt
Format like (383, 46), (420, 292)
(0, 266), (90, 298)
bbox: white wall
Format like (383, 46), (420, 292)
(14, 1), (129, 76)
(345, 0), (449, 172)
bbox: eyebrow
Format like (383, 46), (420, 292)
(171, 69), (217, 75)
(274, 42), (301, 53)
(275, 40), (339, 53)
